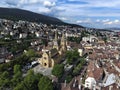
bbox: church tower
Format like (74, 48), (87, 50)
(61, 31), (67, 51)
(53, 30), (59, 50)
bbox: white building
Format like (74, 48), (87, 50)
(85, 77), (96, 89)
(19, 33), (27, 39)
(82, 35), (98, 43)
(78, 49), (83, 56)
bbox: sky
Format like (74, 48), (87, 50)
(0, 0), (120, 28)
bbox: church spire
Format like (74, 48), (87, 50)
(55, 30), (58, 41)
(61, 31), (67, 51)
(53, 30), (59, 50)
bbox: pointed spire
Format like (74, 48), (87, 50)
(55, 30), (58, 41)
(49, 51), (51, 59)
(62, 31), (65, 40)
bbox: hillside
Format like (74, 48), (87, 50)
(0, 7), (83, 27)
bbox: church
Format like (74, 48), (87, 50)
(38, 31), (67, 68)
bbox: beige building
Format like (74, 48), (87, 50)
(39, 31), (67, 68)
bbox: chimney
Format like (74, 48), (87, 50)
(49, 51), (51, 59)
(109, 86), (113, 90)
(73, 78), (76, 88)
(93, 85), (96, 90)
(78, 85), (81, 90)
(64, 80), (67, 87)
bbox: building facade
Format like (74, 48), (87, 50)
(39, 31), (67, 68)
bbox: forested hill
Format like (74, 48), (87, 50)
(0, 7), (84, 28)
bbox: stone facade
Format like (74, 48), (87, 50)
(39, 31), (67, 68)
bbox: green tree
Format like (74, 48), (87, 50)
(73, 49), (79, 59)
(73, 63), (82, 75)
(52, 64), (64, 78)
(23, 70), (38, 90)
(66, 51), (73, 64)
(12, 65), (22, 86)
(80, 58), (86, 65)
(103, 37), (107, 43)
(66, 49), (79, 64)
(25, 49), (37, 57)
(14, 81), (26, 90)
(0, 71), (10, 88)
(66, 75), (72, 83)
(14, 65), (21, 74)
(38, 76), (53, 90)
(24, 49), (39, 61)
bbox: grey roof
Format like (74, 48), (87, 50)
(103, 73), (116, 87)
(0, 58), (5, 63)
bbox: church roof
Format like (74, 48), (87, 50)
(50, 48), (58, 57)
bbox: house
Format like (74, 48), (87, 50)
(85, 77), (96, 89)
(82, 35), (98, 43)
(61, 76), (82, 90)
(19, 33), (27, 39)
(0, 58), (5, 64)
(85, 61), (104, 90)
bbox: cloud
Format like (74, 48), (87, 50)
(1, 0), (120, 17)
(104, 21), (113, 25)
(71, 0), (120, 8)
(96, 19), (100, 22)
(38, 7), (51, 13)
(104, 19), (120, 25)
(0, 0), (120, 28)
(114, 19), (120, 23)
(58, 17), (68, 21)
(76, 18), (92, 24)
(102, 19), (110, 23)
(43, 1), (56, 7)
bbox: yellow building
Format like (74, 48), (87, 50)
(39, 31), (67, 68)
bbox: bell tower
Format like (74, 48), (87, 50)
(53, 30), (59, 50)
(61, 31), (67, 51)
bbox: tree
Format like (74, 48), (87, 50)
(38, 76), (53, 90)
(66, 51), (73, 64)
(72, 57), (86, 76)
(24, 49), (39, 61)
(13, 65), (21, 74)
(23, 70), (38, 90)
(0, 71), (10, 88)
(103, 37), (107, 43)
(35, 73), (43, 81)
(67, 58), (73, 65)
(66, 49), (80, 64)
(80, 58), (86, 65)
(73, 63), (82, 75)
(14, 81), (26, 90)
(12, 71), (22, 86)
(25, 49), (37, 57)
(14, 71), (43, 90)
(52, 64), (64, 78)
(12, 65), (22, 86)
(73, 49), (79, 59)
(66, 75), (72, 83)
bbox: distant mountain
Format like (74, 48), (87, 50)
(0, 7), (83, 28)
(105, 27), (120, 31)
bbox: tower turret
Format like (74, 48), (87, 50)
(53, 30), (59, 50)
(61, 31), (67, 51)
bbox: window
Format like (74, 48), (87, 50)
(44, 63), (47, 66)
(44, 57), (46, 59)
